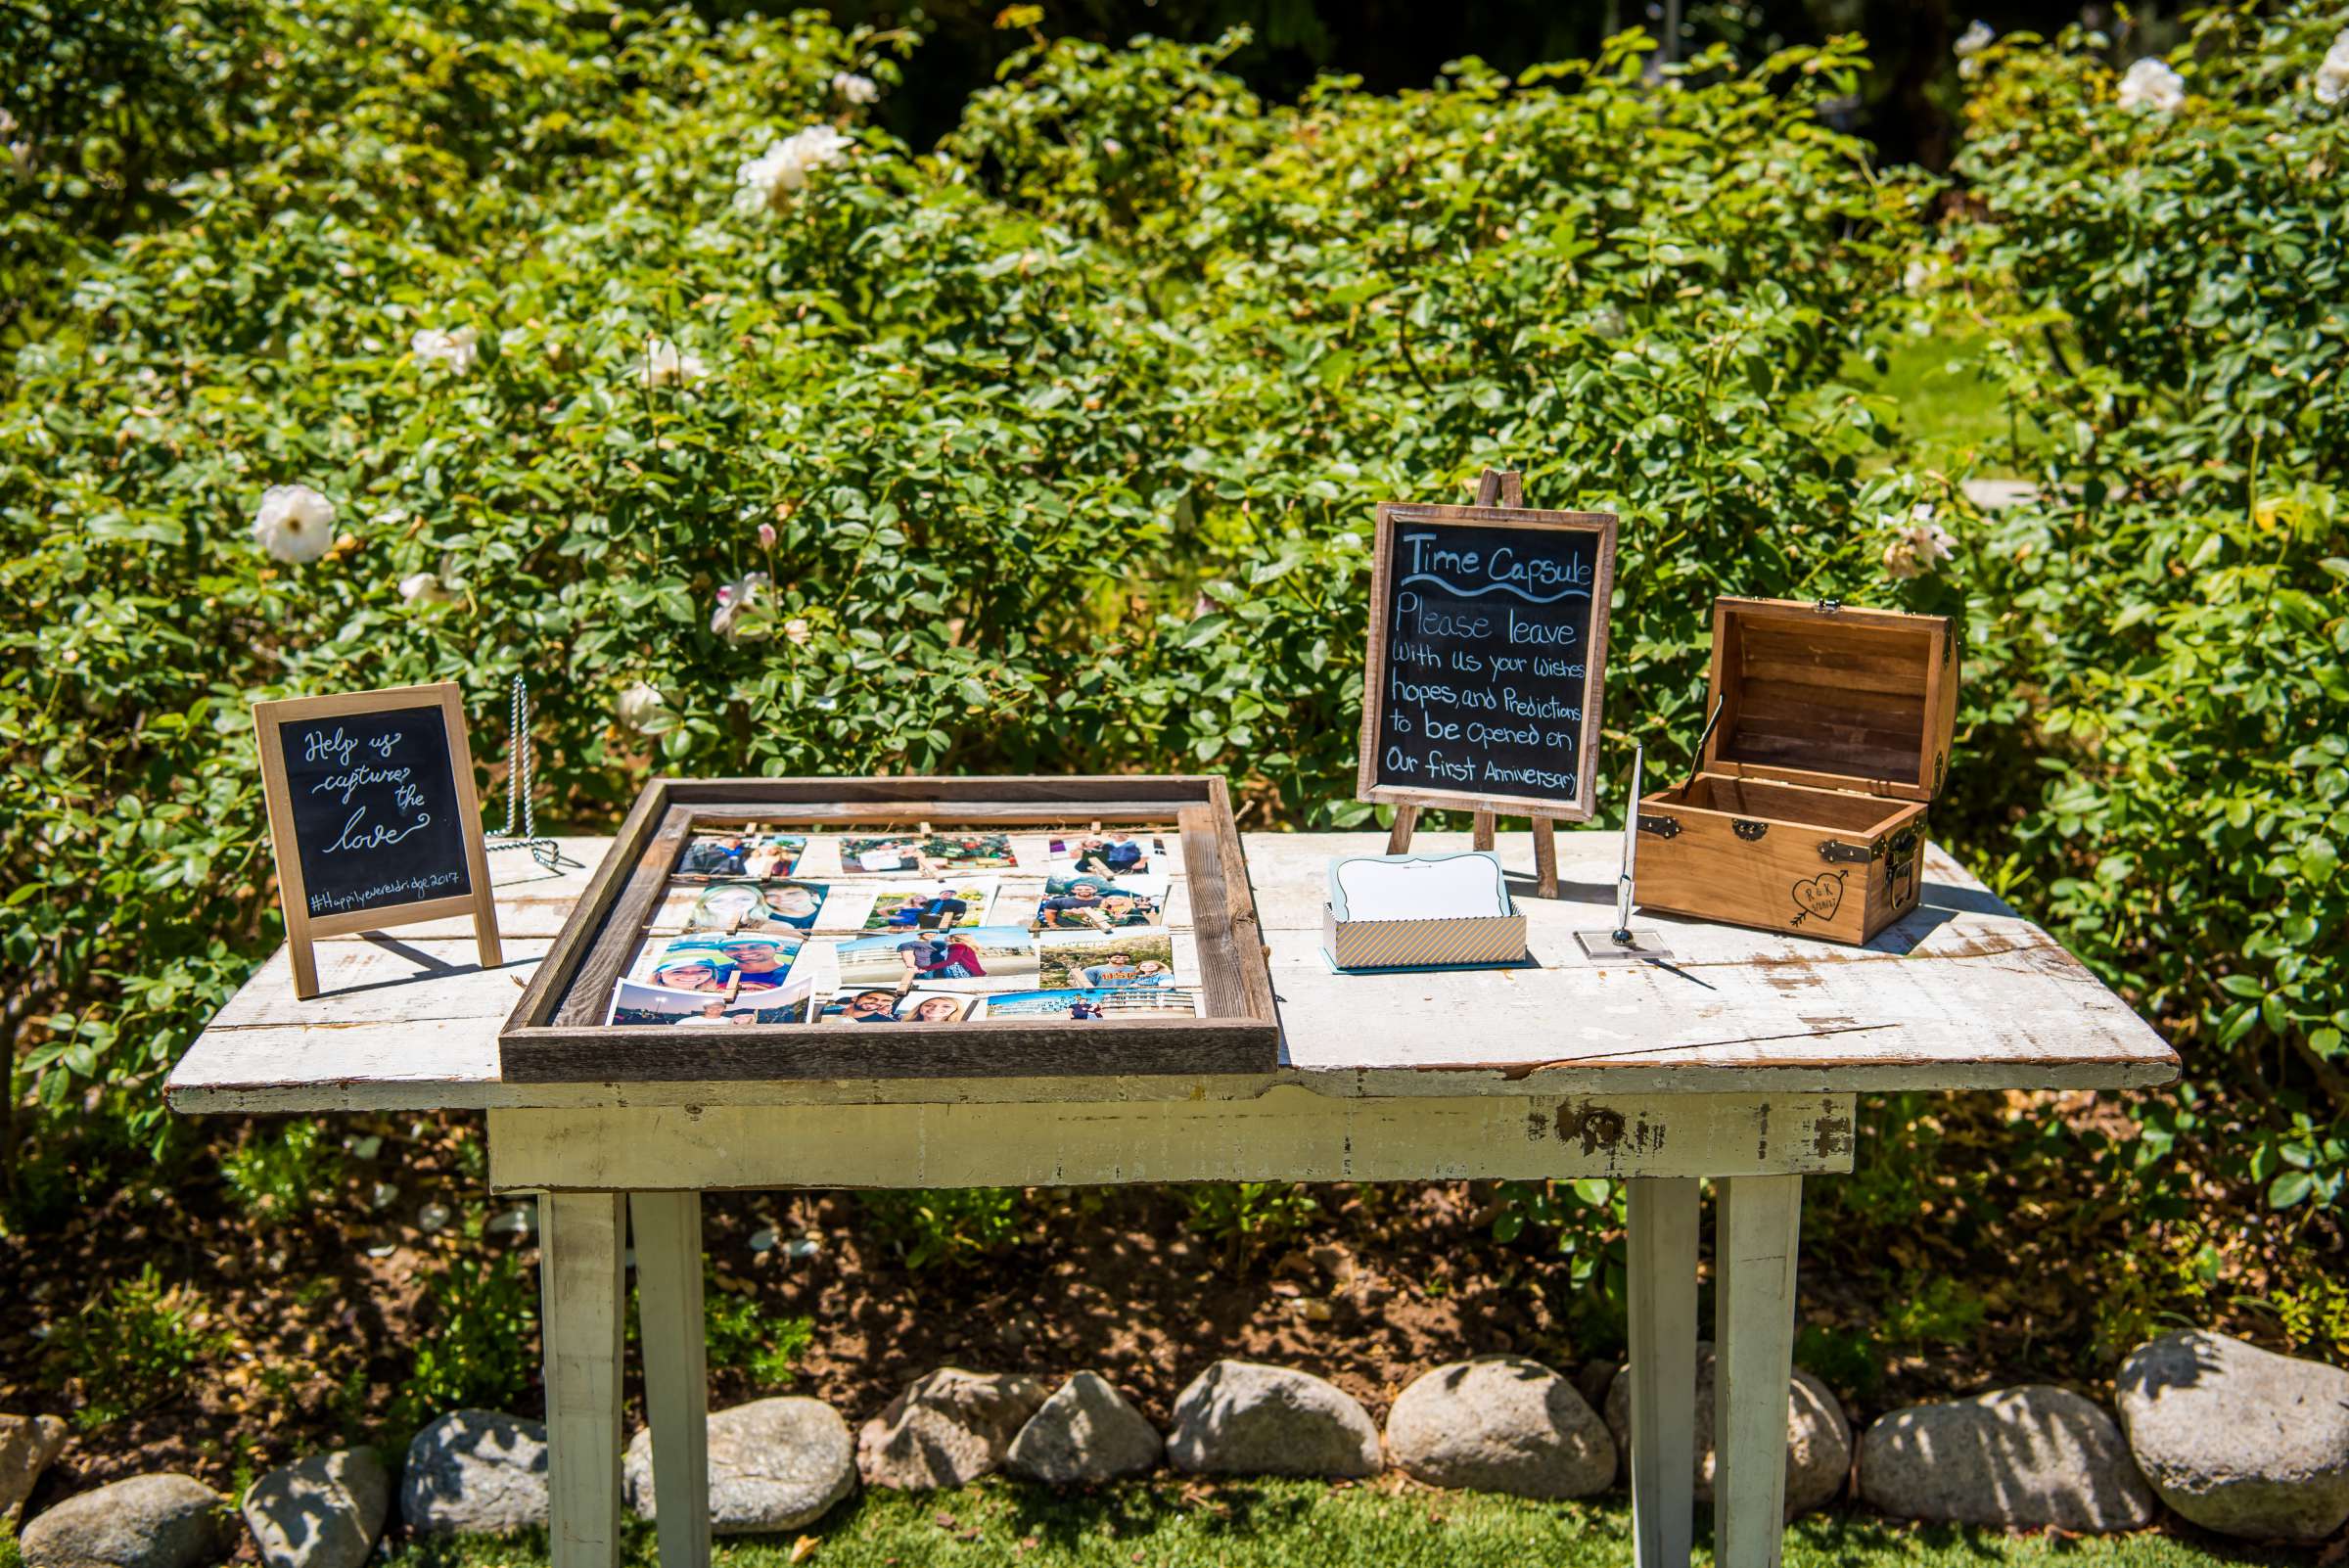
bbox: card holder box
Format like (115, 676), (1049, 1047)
(1321, 903), (1530, 971)
(1320, 850), (1529, 972)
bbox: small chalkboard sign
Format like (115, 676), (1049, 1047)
(253, 683), (501, 997)
(1357, 474), (1618, 895)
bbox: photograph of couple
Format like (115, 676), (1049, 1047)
(1036, 933), (1178, 990)
(606, 974), (814, 1026)
(835, 925), (1036, 990)
(635, 933), (803, 992)
(673, 830), (806, 881)
(683, 879), (828, 933)
(1031, 874), (1168, 932)
(1048, 831), (1161, 878)
(820, 988), (976, 1024)
(863, 879), (992, 932)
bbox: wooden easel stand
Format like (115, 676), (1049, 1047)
(1383, 468), (1563, 899)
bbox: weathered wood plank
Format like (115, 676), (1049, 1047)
(542, 1192), (626, 1568)
(168, 830), (2178, 1114)
(484, 1091), (1856, 1191)
(630, 1192), (711, 1568)
(1627, 1177), (1698, 1568)
(1713, 1175), (1803, 1568)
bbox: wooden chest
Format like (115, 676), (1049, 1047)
(1635, 598), (1958, 946)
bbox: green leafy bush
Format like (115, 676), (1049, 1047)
(51, 1262), (227, 1429)
(1, 6), (1928, 1206)
(32, 0), (2343, 1383)
(859, 1188), (1027, 1269)
(390, 1249), (538, 1439)
(1488, 1177), (1623, 1302)
(701, 1283), (815, 1390)
(215, 1117), (343, 1222)
(1947, 2), (2348, 1235)
(1181, 1181), (1320, 1266)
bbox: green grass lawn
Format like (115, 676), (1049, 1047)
(1850, 322), (2048, 481)
(385, 1480), (2299, 1568)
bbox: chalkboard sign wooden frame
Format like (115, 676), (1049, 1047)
(1356, 493), (1620, 827)
(497, 775), (1279, 1084)
(253, 682), (502, 998)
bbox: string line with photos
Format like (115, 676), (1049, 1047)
(602, 821), (1204, 1028)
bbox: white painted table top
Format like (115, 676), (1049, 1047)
(166, 830), (2177, 1114)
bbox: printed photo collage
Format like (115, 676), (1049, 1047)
(603, 823), (1206, 1028)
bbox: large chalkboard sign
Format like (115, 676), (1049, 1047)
(1357, 498), (1619, 822)
(253, 683), (501, 997)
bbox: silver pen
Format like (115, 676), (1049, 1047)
(1614, 743), (1643, 944)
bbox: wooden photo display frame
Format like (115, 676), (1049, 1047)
(498, 775), (1279, 1083)
(253, 682), (502, 998)
(1357, 470), (1619, 895)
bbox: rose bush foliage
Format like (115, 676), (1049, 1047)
(1947, 1), (2349, 1226)
(7, 0), (2343, 1357)
(1, 7), (1929, 1164)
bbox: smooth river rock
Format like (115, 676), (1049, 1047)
(1604, 1343), (1852, 1517)
(2115, 1330), (2349, 1541)
(0, 1413), (69, 1523)
(1166, 1361), (1381, 1479)
(21, 1473), (232, 1568)
(1386, 1357), (1615, 1499)
(242, 1449), (390, 1568)
(399, 1410), (548, 1535)
(624, 1397), (855, 1533)
(1858, 1385), (2155, 1532)
(857, 1369), (1048, 1490)
(1005, 1372), (1164, 1485)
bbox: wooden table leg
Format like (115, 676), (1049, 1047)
(631, 1192), (711, 1568)
(1626, 1177), (1698, 1568)
(542, 1191), (627, 1568)
(1714, 1175), (1803, 1568)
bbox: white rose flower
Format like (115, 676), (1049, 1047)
(2117, 58), (2186, 113)
(2316, 29), (2349, 107)
(252, 484), (337, 564)
(616, 681), (668, 734)
(711, 572), (769, 640)
(1955, 23), (1994, 78)
(1882, 505), (1957, 580)
(734, 124), (852, 213)
(2, 109), (29, 182)
(831, 71), (880, 105)
(636, 337), (708, 389)
(398, 572), (450, 605)
(409, 325), (479, 373)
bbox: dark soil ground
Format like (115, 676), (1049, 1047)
(1, 1088), (2339, 1540)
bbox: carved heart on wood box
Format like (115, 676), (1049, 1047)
(1789, 870), (1846, 925)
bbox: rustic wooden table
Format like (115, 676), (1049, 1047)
(168, 829), (2176, 1568)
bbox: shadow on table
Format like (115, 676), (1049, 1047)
(299, 933), (537, 1001)
(1865, 879), (2017, 954)
(1505, 872), (1617, 909)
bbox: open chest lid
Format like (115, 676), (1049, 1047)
(1699, 597), (1958, 804)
